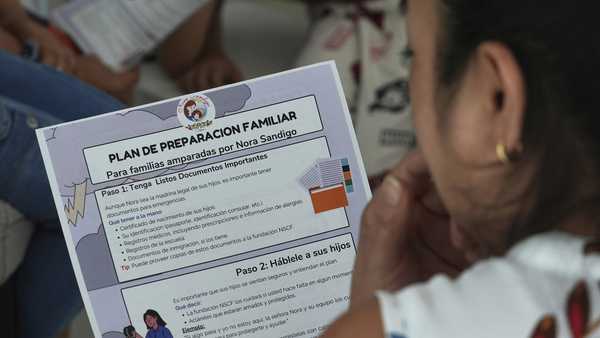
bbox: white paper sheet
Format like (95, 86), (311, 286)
(51, 0), (209, 71)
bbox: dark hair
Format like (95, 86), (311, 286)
(436, 1), (600, 240)
(123, 325), (136, 337)
(143, 309), (167, 330)
(184, 100), (196, 117)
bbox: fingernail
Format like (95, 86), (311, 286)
(380, 176), (402, 206)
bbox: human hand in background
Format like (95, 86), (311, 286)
(1, 0), (75, 72)
(12, 19), (76, 72)
(73, 55), (140, 104)
(177, 49), (243, 93)
(0, 26), (20, 53)
(350, 150), (470, 309)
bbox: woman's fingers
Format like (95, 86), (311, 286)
(230, 65), (243, 83)
(39, 47), (76, 74)
(178, 66), (204, 93)
(0, 28), (22, 54)
(60, 52), (76, 73)
(361, 175), (413, 241)
(386, 150), (432, 197)
(352, 149), (471, 307)
(390, 151), (470, 274)
(178, 71), (195, 93)
(178, 57), (246, 93)
(41, 51), (57, 69)
(71, 55), (139, 103)
(210, 67), (226, 88)
(358, 151), (432, 259)
(194, 65), (211, 91)
(352, 163), (420, 307)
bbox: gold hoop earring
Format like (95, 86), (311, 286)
(496, 143), (510, 164)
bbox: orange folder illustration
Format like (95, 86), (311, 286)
(310, 184), (348, 214)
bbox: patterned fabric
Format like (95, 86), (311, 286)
(377, 232), (600, 338)
(529, 245), (600, 338)
(296, 0), (415, 177)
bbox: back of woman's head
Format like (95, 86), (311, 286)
(436, 1), (600, 238)
(124, 325), (136, 337)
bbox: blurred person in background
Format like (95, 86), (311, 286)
(172, 0), (414, 186)
(0, 0), (139, 102)
(0, 49), (124, 338)
(1, 0), (238, 104)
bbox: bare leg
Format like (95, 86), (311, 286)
(73, 55), (140, 104)
(158, 0), (217, 78)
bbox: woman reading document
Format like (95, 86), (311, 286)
(324, 0), (600, 337)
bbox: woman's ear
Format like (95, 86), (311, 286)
(476, 42), (526, 159)
(442, 41), (526, 167)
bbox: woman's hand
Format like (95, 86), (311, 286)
(73, 55), (139, 104)
(0, 26), (20, 53)
(177, 49), (243, 92)
(1, 0), (74, 71)
(14, 20), (76, 72)
(350, 150), (470, 309)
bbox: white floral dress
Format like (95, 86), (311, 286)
(377, 232), (600, 338)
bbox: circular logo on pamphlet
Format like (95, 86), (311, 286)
(177, 94), (216, 130)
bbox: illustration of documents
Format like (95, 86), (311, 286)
(300, 158), (353, 213)
(310, 184), (348, 213)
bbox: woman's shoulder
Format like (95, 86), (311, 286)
(160, 325), (173, 337)
(508, 231), (598, 273)
(377, 231), (600, 338)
